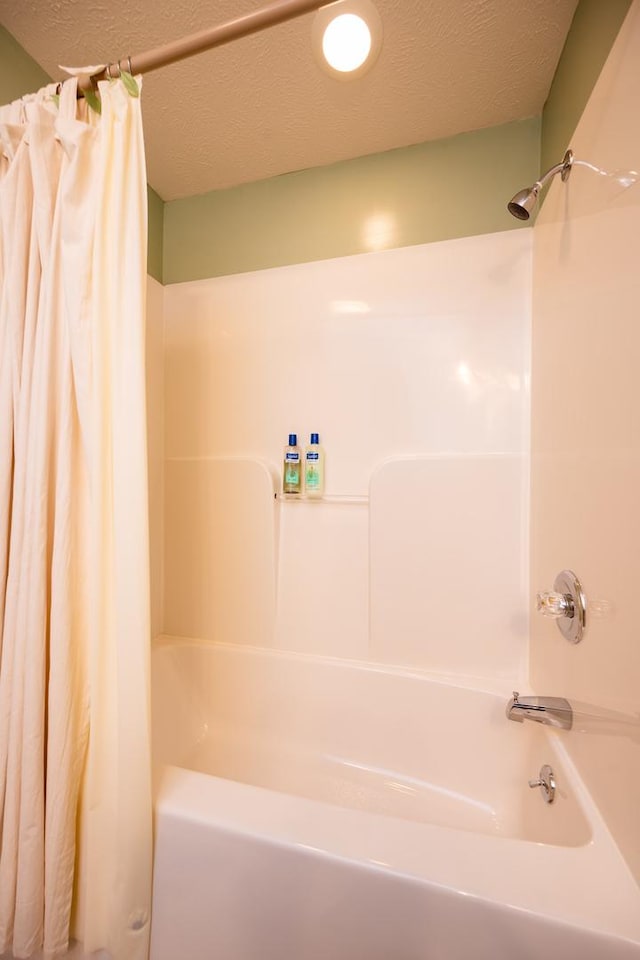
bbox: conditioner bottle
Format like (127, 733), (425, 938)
(304, 433), (325, 497)
(283, 433), (301, 495)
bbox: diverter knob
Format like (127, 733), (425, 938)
(528, 764), (556, 803)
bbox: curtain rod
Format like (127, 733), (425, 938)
(76, 0), (330, 95)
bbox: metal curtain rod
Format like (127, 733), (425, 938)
(77, 0), (329, 95)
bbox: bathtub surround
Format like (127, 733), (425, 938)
(0, 78), (152, 959)
(531, 0), (640, 884)
(369, 455), (528, 676)
(163, 229), (531, 678)
(163, 459), (276, 646)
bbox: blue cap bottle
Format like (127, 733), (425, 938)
(283, 433), (301, 494)
(305, 433), (324, 497)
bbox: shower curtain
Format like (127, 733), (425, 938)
(0, 75), (152, 960)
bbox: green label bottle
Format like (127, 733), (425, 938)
(304, 433), (325, 497)
(283, 433), (301, 494)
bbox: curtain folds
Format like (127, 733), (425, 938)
(0, 77), (152, 960)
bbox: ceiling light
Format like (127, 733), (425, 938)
(323, 14), (371, 72)
(313, 0), (382, 80)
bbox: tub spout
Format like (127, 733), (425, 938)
(506, 691), (573, 730)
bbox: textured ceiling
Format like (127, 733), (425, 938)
(0, 0), (578, 200)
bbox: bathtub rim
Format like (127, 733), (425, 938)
(153, 633), (640, 723)
(152, 632), (526, 697)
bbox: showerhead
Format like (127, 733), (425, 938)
(507, 186), (539, 221)
(507, 149), (573, 220)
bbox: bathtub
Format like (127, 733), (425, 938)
(150, 637), (640, 960)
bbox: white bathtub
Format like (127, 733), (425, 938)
(150, 637), (640, 959)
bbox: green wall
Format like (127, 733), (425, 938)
(0, 24), (164, 282)
(162, 0), (631, 284)
(164, 118), (539, 284)
(541, 0), (632, 173)
(147, 186), (164, 282)
(0, 23), (49, 101)
(1, 0), (632, 285)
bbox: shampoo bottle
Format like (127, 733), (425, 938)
(304, 433), (325, 497)
(283, 433), (301, 494)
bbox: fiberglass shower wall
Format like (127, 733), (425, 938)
(160, 229), (531, 683)
(530, 0), (640, 887)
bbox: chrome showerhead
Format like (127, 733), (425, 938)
(507, 185), (540, 221)
(507, 149), (573, 220)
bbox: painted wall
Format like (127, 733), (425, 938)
(540, 0), (632, 173)
(162, 229), (531, 682)
(1, 4), (631, 286)
(531, 0), (640, 882)
(161, 0), (631, 284)
(163, 119), (539, 284)
(0, 22), (49, 101)
(146, 187), (165, 284)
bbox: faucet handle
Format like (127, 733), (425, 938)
(536, 570), (586, 643)
(536, 590), (574, 619)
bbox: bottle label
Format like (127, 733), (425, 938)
(285, 452), (300, 462)
(306, 466), (319, 488)
(285, 464), (300, 485)
(306, 452), (319, 461)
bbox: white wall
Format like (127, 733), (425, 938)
(531, 1), (640, 883)
(161, 229), (531, 683)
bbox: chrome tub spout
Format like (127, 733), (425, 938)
(506, 691), (573, 730)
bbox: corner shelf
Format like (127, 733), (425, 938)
(275, 493), (368, 505)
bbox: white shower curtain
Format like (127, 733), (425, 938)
(0, 75), (152, 960)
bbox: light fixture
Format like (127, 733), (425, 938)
(312, 0), (382, 80)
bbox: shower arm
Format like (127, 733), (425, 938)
(74, 0), (329, 97)
(532, 151), (574, 193)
